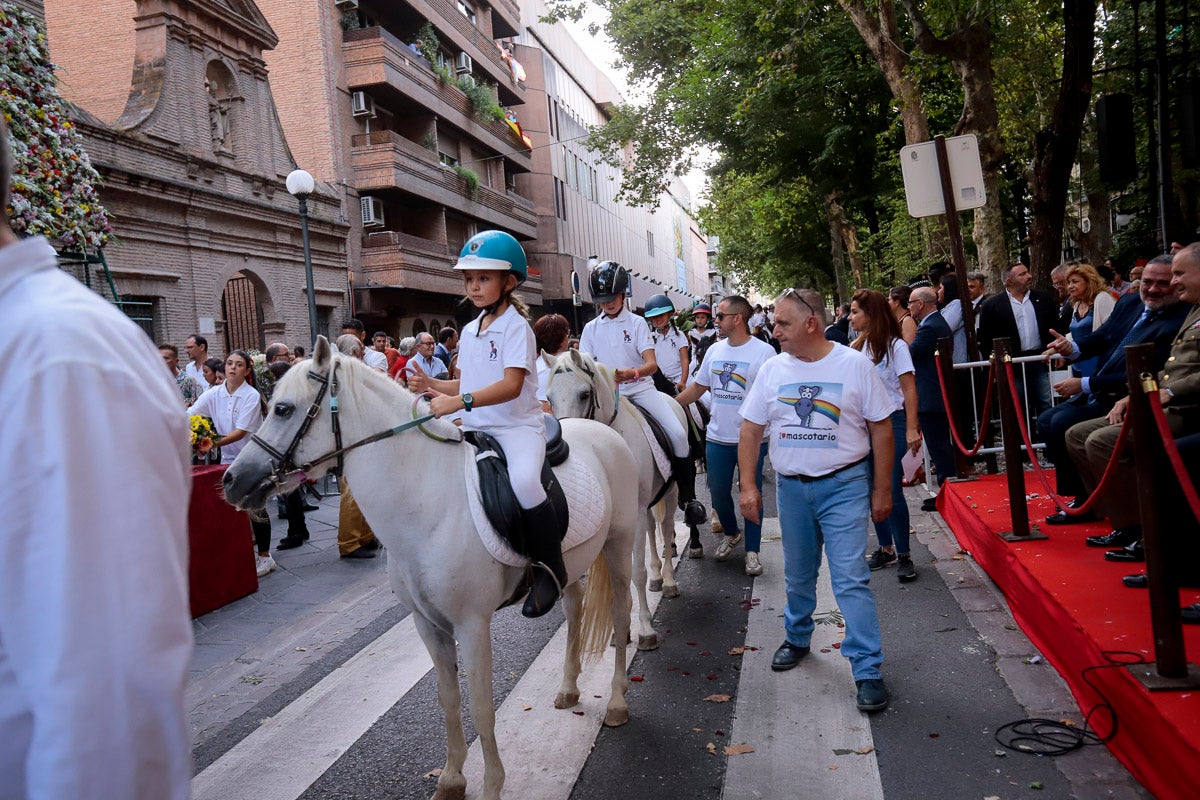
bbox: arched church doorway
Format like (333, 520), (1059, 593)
(222, 271), (265, 353)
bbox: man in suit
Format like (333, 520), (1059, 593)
(824, 303), (851, 345)
(1038, 255), (1187, 527)
(1065, 243), (1200, 561)
(977, 262), (1060, 420)
(909, 286), (957, 507)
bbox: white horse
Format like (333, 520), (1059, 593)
(543, 349), (697, 651)
(223, 337), (638, 800)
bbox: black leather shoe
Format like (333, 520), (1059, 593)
(1104, 540), (1144, 562)
(361, 537), (381, 552)
(1182, 603), (1200, 625)
(770, 641), (810, 672)
(920, 498), (937, 512)
(276, 536), (306, 551)
(341, 548), (376, 559)
(302, 503), (320, 512)
(1045, 499), (1095, 525)
(1086, 527), (1141, 548)
(1122, 573), (1148, 588)
(855, 678), (890, 712)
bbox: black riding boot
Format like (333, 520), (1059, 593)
(521, 499), (568, 618)
(671, 454), (707, 526)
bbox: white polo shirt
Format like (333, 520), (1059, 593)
(458, 303), (542, 432)
(187, 380), (264, 463)
(363, 347), (388, 372)
(185, 360), (207, 389)
(651, 326), (689, 383)
(741, 345), (894, 477)
(695, 336), (776, 444)
(579, 307), (654, 388)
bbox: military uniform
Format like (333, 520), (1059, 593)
(1065, 303), (1200, 530)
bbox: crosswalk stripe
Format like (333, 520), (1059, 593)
(723, 519), (884, 799)
(191, 614), (434, 800)
(460, 522), (690, 797)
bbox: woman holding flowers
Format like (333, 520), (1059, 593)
(188, 350), (274, 576)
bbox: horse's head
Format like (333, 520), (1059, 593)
(223, 335), (344, 510)
(543, 348), (617, 423)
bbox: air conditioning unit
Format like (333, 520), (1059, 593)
(360, 196), (385, 227)
(455, 52), (473, 75)
(351, 91), (375, 117)
(334, 0), (359, 10)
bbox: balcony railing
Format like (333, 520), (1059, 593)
(351, 130), (537, 236)
(359, 231), (459, 292)
(344, 27), (532, 166)
(422, 0), (522, 95)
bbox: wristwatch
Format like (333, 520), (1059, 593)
(461, 392), (474, 412)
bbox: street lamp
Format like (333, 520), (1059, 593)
(286, 168), (319, 348)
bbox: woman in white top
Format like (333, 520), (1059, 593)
(849, 290), (922, 582)
(408, 231), (562, 618)
(533, 312), (571, 413)
(188, 349), (274, 576)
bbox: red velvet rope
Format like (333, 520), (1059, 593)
(1147, 391), (1200, 524)
(934, 356), (997, 456)
(1001, 360), (1131, 516)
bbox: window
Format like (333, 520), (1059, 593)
(457, 0), (476, 24)
(546, 96), (556, 139)
(553, 177), (567, 221)
(439, 152), (460, 167)
(578, 159), (590, 201)
(564, 151), (574, 188)
(647, 232), (654, 256)
(121, 296), (157, 341)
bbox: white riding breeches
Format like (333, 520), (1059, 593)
(621, 381), (689, 458)
(477, 424), (547, 509)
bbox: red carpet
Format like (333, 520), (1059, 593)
(938, 472), (1200, 800)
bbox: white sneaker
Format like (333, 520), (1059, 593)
(714, 532), (743, 560)
(745, 551), (763, 576)
(255, 554), (276, 577)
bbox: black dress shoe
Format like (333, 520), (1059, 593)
(1045, 499), (1096, 525)
(341, 548), (376, 559)
(302, 503), (320, 512)
(1086, 527), (1141, 548)
(920, 498), (937, 512)
(360, 538), (381, 552)
(276, 536), (306, 551)
(1104, 540), (1144, 562)
(1122, 573), (1148, 588)
(1182, 603), (1200, 625)
(770, 641), (810, 672)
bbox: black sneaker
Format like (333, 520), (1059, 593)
(897, 556), (917, 582)
(856, 678), (889, 712)
(867, 548), (897, 571)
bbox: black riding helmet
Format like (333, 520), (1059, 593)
(589, 260), (630, 303)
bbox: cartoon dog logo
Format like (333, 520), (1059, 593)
(792, 384), (821, 427)
(488, 340), (498, 361)
(718, 362), (737, 391)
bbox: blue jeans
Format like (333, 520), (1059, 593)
(870, 410), (910, 555)
(706, 440), (767, 552)
(777, 461), (884, 681)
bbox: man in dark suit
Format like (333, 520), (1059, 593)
(824, 303), (851, 345)
(1038, 255), (1187, 528)
(977, 262), (1061, 421)
(908, 287), (957, 507)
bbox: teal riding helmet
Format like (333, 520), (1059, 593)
(643, 293), (675, 319)
(454, 230), (528, 284)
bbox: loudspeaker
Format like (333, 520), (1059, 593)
(1183, 78), (1200, 168)
(1096, 94), (1137, 187)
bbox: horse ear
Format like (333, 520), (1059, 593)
(567, 348), (584, 368)
(312, 335), (331, 370)
(540, 349), (557, 369)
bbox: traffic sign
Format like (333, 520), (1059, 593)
(900, 134), (986, 218)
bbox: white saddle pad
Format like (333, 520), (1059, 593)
(464, 446), (608, 567)
(634, 411), (673, 480)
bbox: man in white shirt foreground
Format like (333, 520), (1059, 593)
(738, 287), (895, 712)
(0, 119), (193, 798)
(342, 318), (388, 371)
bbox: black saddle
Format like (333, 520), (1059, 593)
(465, 414), (569, 555)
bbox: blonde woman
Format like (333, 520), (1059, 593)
(1064, 263), (1116, 378)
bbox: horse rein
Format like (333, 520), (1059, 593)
(553, 359), (619, 426)
(250, 360), (445, 488)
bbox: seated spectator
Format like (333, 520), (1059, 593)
(1039, 255), (1185, 524)
(405, 332), (449, 381)
(1062, 263), (1117, 378)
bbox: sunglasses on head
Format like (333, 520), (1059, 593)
(780, 287), (819, 317)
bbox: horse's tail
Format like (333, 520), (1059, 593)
(579, 551), (615, 659)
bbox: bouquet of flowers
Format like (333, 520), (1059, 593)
(190, 415), (220, 464)
(247, 350), (276, 401)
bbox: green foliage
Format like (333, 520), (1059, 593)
(421, 131), (437, 152)
(459, 79), (504, 123)
(417, 22), (440, 64)
(453, 165), (480, 198)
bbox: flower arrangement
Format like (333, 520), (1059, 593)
(0, 5), (113, 249)
(190, 415), (220, 464)
(247, 350), (276, 401)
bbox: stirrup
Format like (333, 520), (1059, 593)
(522, 561), (565, 617)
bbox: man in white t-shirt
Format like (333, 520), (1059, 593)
(580, 261), (706, 528)
(676, 295), (775, 575)
(342, 318), (388, 371)
(738, 287), (895, 713)
(184, 333), (209, 388)
(0, 120), (192, 798)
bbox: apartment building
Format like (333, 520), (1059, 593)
(260, 0), (539, 339)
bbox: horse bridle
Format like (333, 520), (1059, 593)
(553, 359), (619, 425)
(250, 360), (449, 488)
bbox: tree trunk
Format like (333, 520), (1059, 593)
(828, 205), (850, 304)
(1027, 0), (1097, 284)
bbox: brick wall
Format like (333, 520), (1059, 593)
(44, 0), (137, 125)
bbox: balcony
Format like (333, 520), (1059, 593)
(489, 0), (520, 38)
(359, 230), (461, 293)
(344, 27), (533, 170)
(351, 130), (537, 237)
(418, 0), (524, 102)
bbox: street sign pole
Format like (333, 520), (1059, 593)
(934, 135), (980, 362)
